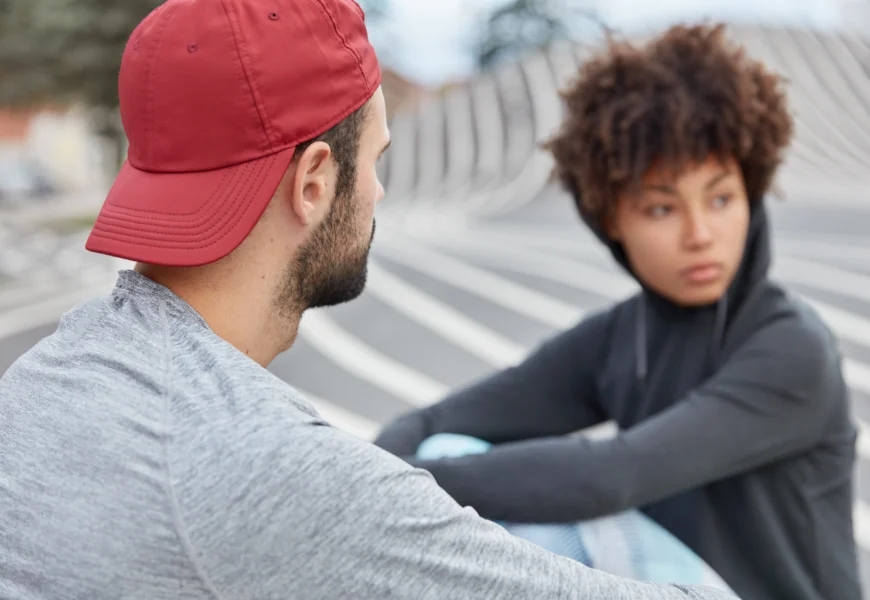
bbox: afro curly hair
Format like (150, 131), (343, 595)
(542, 23), (794, 232)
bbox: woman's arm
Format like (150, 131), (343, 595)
(406, 317), (839, 523)
(373, 311), (612, 457)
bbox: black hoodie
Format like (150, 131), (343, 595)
(374, 200), (862, 600)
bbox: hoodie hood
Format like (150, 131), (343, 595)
(576, 198), (772, 381)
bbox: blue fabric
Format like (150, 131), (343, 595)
(417, 433), (733, 591)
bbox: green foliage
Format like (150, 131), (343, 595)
(0, 0), (159, 171)
(0, 0), (160, 109)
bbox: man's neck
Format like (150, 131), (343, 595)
(134, 263), (299, 367)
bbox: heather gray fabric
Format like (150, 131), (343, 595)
(0, 270), (738, 600)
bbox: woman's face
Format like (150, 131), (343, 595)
(608, 156), (751, 307)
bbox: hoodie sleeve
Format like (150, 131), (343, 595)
(373, 312), (612, 458)
(404, 316), (839, 523)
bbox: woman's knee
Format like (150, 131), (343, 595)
(416, 433), (492, 460)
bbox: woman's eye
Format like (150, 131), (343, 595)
(645, 205), (673, 218)
(712, 194), (731, 209)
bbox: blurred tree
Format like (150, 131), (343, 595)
(0, 0), (396, 173)
(477, 0), (568, 68)
(0, 0), (160, 171)
(475, 0), (608, 69)
(0, 0), (158, 109)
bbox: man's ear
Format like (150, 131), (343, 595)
(289, 141), (334, 226)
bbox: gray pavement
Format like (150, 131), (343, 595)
(2, 185), (870, 589)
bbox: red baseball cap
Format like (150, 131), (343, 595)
(86, 0), (381, 267)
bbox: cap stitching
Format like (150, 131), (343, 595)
(103, 170), (234, 220)
(308, 0), (368, 88)
(127, 142), (297, 175)
(95, 160), (263, 240)
(90, 162), (267, 252)
(103, 146), (295, 223)
(220, 0), (275, 150)
(94, 155), (273, 241)
(89, 152), (285, 252)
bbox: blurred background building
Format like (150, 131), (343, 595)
(1, 0), (868, 201)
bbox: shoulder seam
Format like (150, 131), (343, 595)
(158, 299), (227, 600)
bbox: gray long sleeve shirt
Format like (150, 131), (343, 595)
(0, 270), (737, 600)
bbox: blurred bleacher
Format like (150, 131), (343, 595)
(377, 24), (870, 225)
(2, 24), (868, 296)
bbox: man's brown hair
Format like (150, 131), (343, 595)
(542, 23), (794, 230)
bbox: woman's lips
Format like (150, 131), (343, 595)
(681, 262), (724, 284)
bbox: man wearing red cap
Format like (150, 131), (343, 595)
(0, 1), (738, 598)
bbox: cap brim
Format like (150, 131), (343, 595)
(85, 146), (297, 267)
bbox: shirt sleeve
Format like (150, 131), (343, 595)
(404, 317), (840, 523)
(373, 311), (612, 458)
(181, 415), (738, 600)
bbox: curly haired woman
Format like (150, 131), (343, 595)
(375, 23), (861, 600)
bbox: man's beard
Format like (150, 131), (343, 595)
(274, 189), (375, 316)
